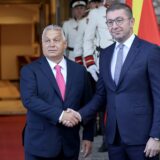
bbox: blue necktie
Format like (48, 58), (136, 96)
(114, 44), (124, 85)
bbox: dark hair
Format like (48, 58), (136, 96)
(106, 3), (133, 18)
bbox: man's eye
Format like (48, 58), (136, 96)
(116, 19), (123, 23)
(45, 40), (50, 43)
(54, 39), (60, 42)
(108, 21), (113, 25)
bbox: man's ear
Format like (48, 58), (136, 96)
(64, 40), (67, 49)
(130, 17), (135, 26)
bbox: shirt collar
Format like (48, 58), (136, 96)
(46, 57), (66, 70)
(115, 34), (135, 49)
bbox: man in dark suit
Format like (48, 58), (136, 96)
(66, 3), (160, 160)
(20, 25), (94, 160)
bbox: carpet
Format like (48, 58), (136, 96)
(0, 115), (26, 160)
(0, 80), (26, 115)
(0, 100), (26, 115)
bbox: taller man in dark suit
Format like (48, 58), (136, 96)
(20, 25), (94, 160)
(66, 3), (160, 160)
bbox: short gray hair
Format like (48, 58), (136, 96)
(42, 25), (66, 42)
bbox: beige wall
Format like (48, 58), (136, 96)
(0, 1), (70, 80)
(0, 24), (34, 80)
(0, 4), (40, 80)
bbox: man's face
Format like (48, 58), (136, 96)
(88, 2), (98, 9)
(72, 5), (86, 20)
(106, 9), (134, 43)
(42, 30), (67, 61)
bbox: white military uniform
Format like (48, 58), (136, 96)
(83, 6), (114, 67)
(73, 14), (97, 65)
(62, 18), (80, 61)
(73, 17), (88, 63)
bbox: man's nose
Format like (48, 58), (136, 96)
(112, 21), (118, 28)
(50, 40), (55, 46)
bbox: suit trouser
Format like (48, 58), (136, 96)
(108, 125), (159, 160)
(108, 144), (159, 160)
(25, 151), (78, 160)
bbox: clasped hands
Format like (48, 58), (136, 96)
(60, 108), (92, 157)
(61, 108), (82, 127)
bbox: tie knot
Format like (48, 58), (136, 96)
(55, 64), (61, 71)
(118, 44), (124, 49)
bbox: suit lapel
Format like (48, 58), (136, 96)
(38, 56), (62, 99)
(117, 37), (141, 87)
(105, 44), (117, 91)
(64, 58), (73, 101)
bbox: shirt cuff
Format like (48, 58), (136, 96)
(59, 111), (64, 123)
(153, 137), (160, 141)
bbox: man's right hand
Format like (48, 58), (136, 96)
(87, 64), (99, 81)
(61, 108), (81, 127)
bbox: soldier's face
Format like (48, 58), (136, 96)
(88, 2), (98, 9)
(42, 30), (67, 61)
(72, 5), (86, 20)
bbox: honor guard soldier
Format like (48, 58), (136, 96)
(62, 0), (87, 61)
(83, 0), (115, 81)
(74, 0), (101, 65)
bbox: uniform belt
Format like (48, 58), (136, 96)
(67, 47), (74, 51)
(96, 46), (102, 52)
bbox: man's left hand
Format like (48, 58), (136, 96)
(81, 140), (92, 157)
(144, 137), (160, 158)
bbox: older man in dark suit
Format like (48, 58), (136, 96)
(20, 25), (94, 160)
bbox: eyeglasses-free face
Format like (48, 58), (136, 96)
(42, 30), (67, 61)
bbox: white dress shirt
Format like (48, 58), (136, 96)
(111, 34), (135, 80)
(46, 57), (67, 83)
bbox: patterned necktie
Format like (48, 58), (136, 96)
(55, 65), (66, 100)
(114, 44), (124, 85)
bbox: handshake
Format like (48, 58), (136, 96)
(60, 108), (82, 127)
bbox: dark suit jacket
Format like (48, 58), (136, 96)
(80, 36), (160, 145)
(20, 56), (94, 158)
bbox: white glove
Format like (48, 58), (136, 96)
(87, 64), (99, 81)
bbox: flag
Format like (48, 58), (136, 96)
(125, 0), (160, 45)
